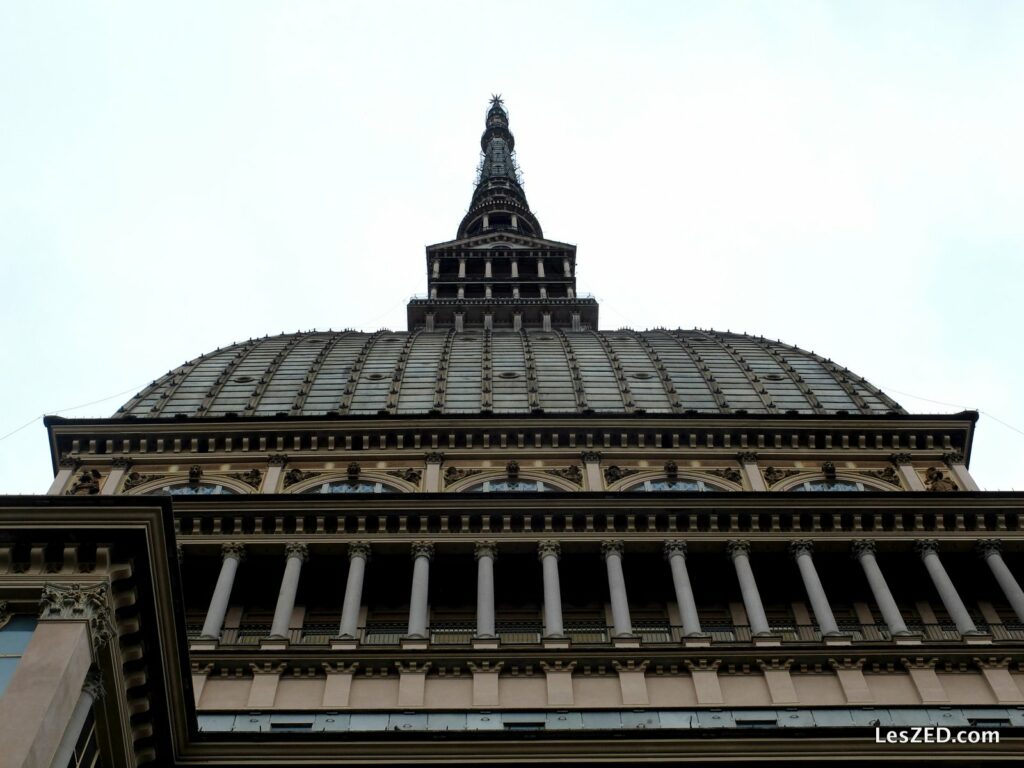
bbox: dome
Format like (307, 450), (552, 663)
(116, 329), (903, 419)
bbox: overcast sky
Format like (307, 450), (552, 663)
(1, 1), (1022, 492)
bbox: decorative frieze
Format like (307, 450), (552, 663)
(545, 465), (582, 485)
(762, 466), (798, 486)
(66, 470), (101, 496)
(229, 469), (263, 489)
(603, 465), (638, 484)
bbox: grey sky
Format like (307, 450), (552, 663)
(1, 1), (1022, 491)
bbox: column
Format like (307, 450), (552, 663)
(511, 259), (519, 278)
(338, 542), (370, 639)
(0, 584), (111, 768)
(944, 451), (980, 491)
(664, 541), (702, 636)
(727, 540), (770, 635)
(580, 451), (603, 491)
(475, 542), (497, 638)
(602, 541), (634, 637)
(431, 258), (440, 279)
(200, 543), (245, 640)
(790, 540), (840, 636)
(47, 457), (79, 495)
(851, 540), (910, 635)
(269, 543), (308, 640)
(50, 669), (103, 768)
(458, 258), (466, 278)
(261, 454), (288, 492)
(916, 539), (979, 635)
(536, 257), (545, 278)
(563, 257), (571, 277)
(539, 541), (565, 638)
(100, 457), (132, 495)
(407, 542), (434, 639)
(891, 453), (926, 490)
(736, 452), (767, 491)
(979, 540), (1024, 623)
(484, 258), (492, 278)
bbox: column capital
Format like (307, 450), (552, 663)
(411, 541), (435, 561)
(538, 540), (561, 561)
(726, 540), (751, 559)
(789, 539), (814, 558)
(737, 451), (759, 464)
(915, 539), (940, 558)
(474, 541), (498, 561)
(284, 542), (309, 562)
(580, 451), (602, 464)
(221, 542), (246, 561)
(267, 453), (289, 467)
(348, 541), (371, 561)
(424, 451), (445, 465)
(38, 582), (115, 652)
(82, 667), (105, 700)
(58, 453), (81, 470)
(890, 452), (913, 465)
(663, 540), (687, 559)
(601, 540), (625, 559)
(977, 539), (1002, 559)
(942, 450), (965, 466)
(850, 540), (877, 559)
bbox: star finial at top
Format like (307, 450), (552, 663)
(490, 93), (504, 108)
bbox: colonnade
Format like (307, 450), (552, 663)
(197, 539), (1024, 643)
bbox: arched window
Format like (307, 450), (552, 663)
(462, 479), (552, 492)
(145, 483), (235, 496)
(317, 481), (398, 494)
(624, 479), (725, 492)
(792, 480), (865, 492)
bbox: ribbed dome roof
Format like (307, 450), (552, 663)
(117, 329), (903, 419)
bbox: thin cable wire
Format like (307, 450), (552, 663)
(0, 380), (151, 443)
(881, 385), (1024, 440)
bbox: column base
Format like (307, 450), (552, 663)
(822, 632), (854, 647)
(612, 634), (641, 649)
(682, 633), (713, 648)
(472, 636), (500, 650)
(543, 635), (571, 650)
(401, 636), (429, 651)
(751, 633), (783, 647)
(892, 632), (923, 646)
(260, 638), (289, 651)
(330, 637), (359, 651)
(961, 632), (993, 646)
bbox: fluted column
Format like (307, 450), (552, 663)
(407, 542), (434, 639)
(790, 540), (840, 636)
(664, 541), (702, 635)
(338, 542), (370, 639)
(475, 542), (498, 638)
(979, 540), (1024, 623)
(727, 540), (770, 636)
(201, 543), (245, 640)
(851, 540), (909, 635)
(916, 540), (978, 635)
(539, 541), (565, 638)
(602, 541), (633, 637)
(50, 669), (103, 768)
(269, 543), (308, 640)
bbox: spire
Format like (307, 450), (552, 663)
(457, 95), (543, 239)
(407, 96), (599, 333)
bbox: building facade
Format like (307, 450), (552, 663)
(1, 97), (1023, 766)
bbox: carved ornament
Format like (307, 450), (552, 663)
(708, 467), (742, 484)
(66, 470), (101, 496)
(537, 541), (561, 560)
(386, 468), (422, 484)
(122, 472), (163, 492)
(39, 583), (115, 651)
(229, 469), (263, 489)
(603, 465), (638, 484)
(506, 460), (520, 479)
(347, 462), (361, 480)
(283, 468), (321, 489)
(864, 466), (901, 487)
(545, 465), (582, 485)
(762, 466), (799, 487)
(188, 465), (203, 486)
(924, 467), (958, 492)
(821, 461), (837, 480)
(663, 460), (678, 478)
(444, 466), (481, 486)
